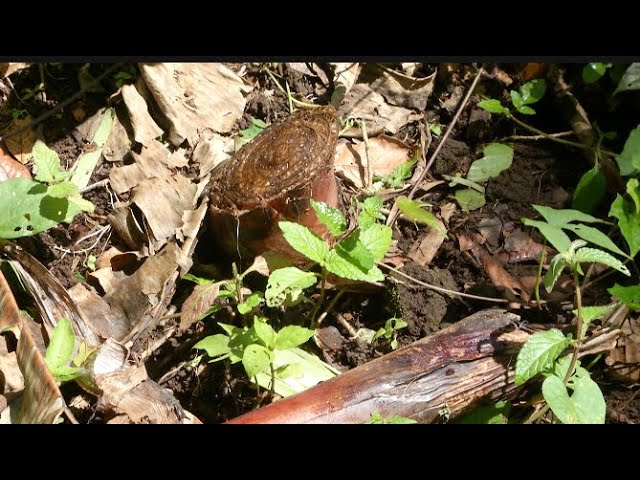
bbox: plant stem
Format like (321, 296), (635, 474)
(270, 362), (276, 396)
(533, 240), (547, 307)
(309, 269), (329, 325)
(263, 67), (319, 110)
(563, 270), (584, 384)
(314, 288), (346, 329)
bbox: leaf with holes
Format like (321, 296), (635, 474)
(515, 329), (571, 385)
(311, 199), (346, 236)
(265, 267), (317, 308)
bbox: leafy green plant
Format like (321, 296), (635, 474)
(365, 412), (417, 424)
(278, 198), (392, 283)
(45, 318), (95, 384)
(373, 317), (407, 350)
(478, 79), (546, 116)
(582, 63), (612, 84)
(395, 196), (446, 235)
(376, 153), (417, 188)
(193, 316), (315, 390)
(113, 65), (138, 88)
(444, 143), (514, 212)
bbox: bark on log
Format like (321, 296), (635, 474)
(227, 309), (529, 424)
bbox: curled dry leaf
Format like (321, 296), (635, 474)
(192, 131), (234, 178)
(334, 135), (413, 189)
(109, 140), (175, 194)
(139, 63), (252, 146)
(2, 117), (37, 164)
(120, 84), (164, 146)
(0, 63), (29, 78)
(330, 62), (361, 107)
(208, 106), (339, 264)
(366, 64), (436, 111)
(179, 283), (221, 332)
(338, 83), (422, 137)
(0, 145), (31, 182)
(408, 218), (447, 267)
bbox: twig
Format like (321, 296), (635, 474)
(387, 65), (485, 228)
(500, 131), (575, 142)
(378, 261), (509, 304)
(80, 178), (110, 194)
(361, 119), (373, 188)
(63, 404), (80, 424)
(313, 287), (345, 328)
(335, 312), (358, 338)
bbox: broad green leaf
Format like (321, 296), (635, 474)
(582, 63), (610, 84)
(571, 376), (606, 424)
(510, 90), (524, 110)
(517, 105), (536, 115)
(252, 347), (339, 397)
(359, 224), (393, 261)
(466, 143), (514, 183)
(609, 194), (640, 257)
(564, 224), (629, 258)
(608, 284), (640, 310)
(237, 292), (263, 315)
(218, 322), (243, 337)
(544, 254), (568, 292)
(515, 329), (570, 385)
(193, 334), (231, 361)
(573, 304), (617, 337)
(253, 317), (277, 349)
(457, 400), (511, 424)
(92, 108), (114, 147)
(396, 196), (446, 236)
(45, 318), (76, 371)
(265, 267), (317, 308)
(50, 365), (85, 383)
(613, 63), (640, 96)
(358, 196), (384, 230)
(0, 178), (87, 238)
(445, 173), (485, 193)
(477, 99), (509, 115)
(572, 166), (606, 214)
(228, 326), (260, 363)
(454, 188), (486, 212)
(615, 124), (640, 177)
(279, 221), (329, 264)
(70, 150), (102, 190)
(47, 181), (79, 199)
(531, 205), (599, 226)
(275, 325), (315, 350)
(242, 344), (272, 378)
(519, 79), (546, 105)
(574, 247), (630, 276)
(522, 219), (572, 252)
(542, 375), (578, 424)
(324, 249), (385, 282)
(335, 232), (374, 271)
(627, 178), (640, 211)
(310, 199), (346, 236)
(32, 140), (68, 183)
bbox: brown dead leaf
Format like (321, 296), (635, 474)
(180, 283), (221, 331)
(192, 131), (234, 178)
(335, 136), (413, 189)
(408, 219), (447, 267)
(2, 117), (37, 164)
(139, 63), (252, 146)
(330, 62), (361, 107)
(103, 108), (133, 162)
(109, 139), (175, 194)
(68, 283), (128, 340)
(337, 83), (422, 137)
(0, 145), (31, 182)
(477, 217), (504, 248)
(366, 64), (436, 111)
(439, 202), (457, 223)
(121, 84), (164, 146)
(0, 63), (29, 78)
(606, 317), (640, 383)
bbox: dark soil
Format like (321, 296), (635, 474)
(1, 62), (638, 424)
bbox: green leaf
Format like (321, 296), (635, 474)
(92, 108), (114, 147)
(278, 221), (329, 264)
(227, 326), (260, 363)
(364, 413), (418, 424)
(609, 284), (640, 310)
(627, 178), (640, 212)
(275, 325), (315, 350)
(237, 292), (263, 315)
(377, 156), (417, 188)
(515, 329), (570, 385)
(358, 196), (384, 230)
(544, 254), (568, 292)
(573, 304), (617, 338)
(572, 166), (607, 214)
(235, 116), (268, 150)
(466, 143), (514, 183)
(510, 90), (524, 110)
(564, 224), (629, 258)
(253, 317), (277, 349)
(265, 267), (317, 308)
(574, 247), (630, 276)
(359, 224), (393, 261)
(72, 341), (95, 367)
(616, 124), (640, 177)
(453, 188), (486, 212)
(609, 194), (640, 258)
(522, 219), (572, 253)
(582, 63), (610, 84)
(50, 365), (85, 383)
(193, 334), (231, 361)
(310, 199), (346, 236)
(45, 318), (76, 371)
(571, 375), (606, 424)
(70, 150), (102, 190)
(542, 375), (578, 424)
(324, 249), (385, 282)
(517, 105), (536, 115)
(396, 196), (446, 235)
(477, 99), (509, 115)
(32, 140), (68, 184)
(457, 400), (511, 424)
(613, 63), (640, 96)
(531, 205), (600, 226)
(242, 344), (272, 378)
(519, 79), (546, 105)
(335, 232), (374, 271)
(445, 173), (485, 193)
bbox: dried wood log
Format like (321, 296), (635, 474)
(207, 106), (339, 264)
(227, 309), (529, 424)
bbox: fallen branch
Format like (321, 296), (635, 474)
(227, 309), (528, 424)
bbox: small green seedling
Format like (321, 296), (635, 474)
(373, 317), (408, 350)
(45, 318), (95, 384)
(234, 116), (268, 151)
(376, 151), (418, 189)
(478, 79), (546, 116)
